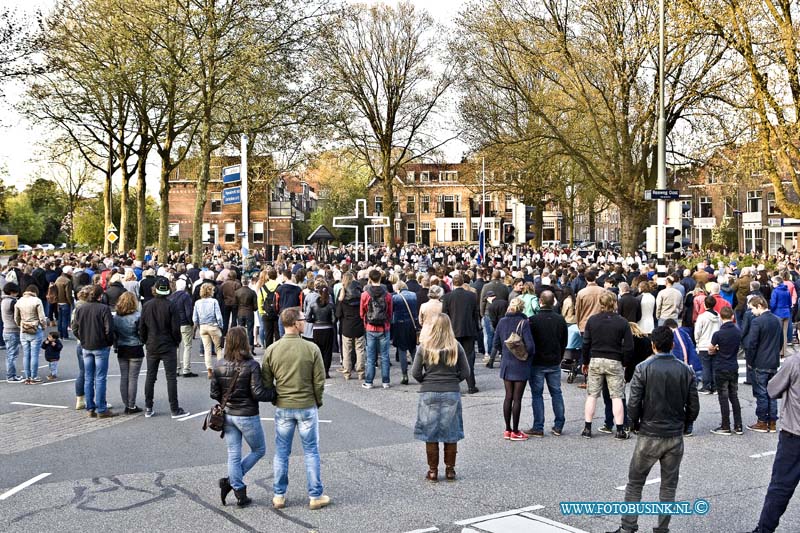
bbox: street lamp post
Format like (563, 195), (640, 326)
(656, 0), (667, 260)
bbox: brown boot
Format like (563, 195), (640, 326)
(747, 420), (770, 433)
(425, 442), (439, 482)
(207, 368), (214, 380)
(769, 421), (777, 432)
(444, 443), (457, 481)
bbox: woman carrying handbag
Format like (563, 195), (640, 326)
(211, 327), (274, 507)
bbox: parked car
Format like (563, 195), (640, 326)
(58, 243), (68, 249)
(17, 244), (32, 252)
(541, 240), (561, 248)
(36, 243), (55, 251)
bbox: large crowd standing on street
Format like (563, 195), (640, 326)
(1, 241), (798, 532)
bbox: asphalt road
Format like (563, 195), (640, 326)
(0, 336), (798, 533)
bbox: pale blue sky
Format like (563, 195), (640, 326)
(0, 0), (468, 191)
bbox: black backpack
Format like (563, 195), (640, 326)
(365, 285), (388, 326)
(260, 285), (278, 319)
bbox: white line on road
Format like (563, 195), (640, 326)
(0, 473), (51, 500)
(260, 417), (333, 423)
(10, 402), (68, 409)
(178, 410), (209, 421)
(750, 450), (777, 459)
(40, 370), (148, 386)
(454, 505), (546, 526)
(38, 365), (50, 369)
(404, 528), (439, 533)
(615, 477), (675, 491)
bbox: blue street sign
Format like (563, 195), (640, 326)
(222, 165), (241, 184)
(223, 186), (241, 205)
(645, 189), (680, 200)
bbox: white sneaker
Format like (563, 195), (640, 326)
(361, 383), (373, 389)
(382, 383), (391, 389)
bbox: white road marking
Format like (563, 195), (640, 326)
(260, 417), (332, 423)
(750, 450), (778, 459)
(177, 410), (209, 421)
(404, 528), (439, 533)
(0, 473), (52, 500)
(454, 505), (546, 526)
(10, 402), (68, 409)
(38, 365), (50, 369)
(615, 476), (675, 491)
(40, 370), (148, 386)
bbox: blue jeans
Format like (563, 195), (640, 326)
(278, 318), (286, 338)
(273, 407), (323, 498)
(530, 365), (566, 432)
(58, 304), (71, 339)
(758, 430), (800, 533)
(398, 346), (415, 375)
(75, 342), (85, 397)
(483, 316), (495, 358)
(20, 329), (43, 379)
(699, 350), (715, 391)
(237, 314), (255, 348)
(365, 330), (390, 384)
(84, 347), (111, 413)
(753, 369), (778, 422)
(3, 332), (20, 379)
(224, 414), (266, 490)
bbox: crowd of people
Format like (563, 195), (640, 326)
(0, 242), (798, 530)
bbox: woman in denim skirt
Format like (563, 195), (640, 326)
(411, 313), (470, 482)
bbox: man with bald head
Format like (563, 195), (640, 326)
(526, 291), (568, 437)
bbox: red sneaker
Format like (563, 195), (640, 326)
(503, 430), (512, 440)
(510, 431), (529, 441)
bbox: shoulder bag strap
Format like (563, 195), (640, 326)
(219, 367), (242, 410)
(398, 292), (415, 324)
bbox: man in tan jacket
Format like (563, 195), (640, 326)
(655, 276), (683, 326)
(575, 270), (607, 333)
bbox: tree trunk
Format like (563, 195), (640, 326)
(118, 166), (130, 254)
(618, 202), (647, 256)
(532, 200), (544, 248)
(158, 156), (171, 263)
(103, 133), (114, 255)
(588, 203), (596, 243)
(192, 106), (212, 264)
(135, 146), (148, 261)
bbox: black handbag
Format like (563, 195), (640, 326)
(504, 320), (529, 361)
(202, 367), (241, 438)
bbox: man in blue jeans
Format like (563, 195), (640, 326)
(746, 295), (783, 433)
(360, 269), (393, 389)
(2, 283), (24, 382)
(751, 348), (800, 533)
(262, 307), (330, 510)
(526, 291), (567, 436)
(72, 285), (116, 418)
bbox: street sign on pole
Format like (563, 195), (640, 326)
(223, 186), (241, 205)
(107, 223), (118, 233)
(107, 232), (118, 244)
(222, 165), (241, 184)
(645, 189), (680, 201)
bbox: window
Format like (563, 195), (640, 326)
(374, 195), (383, 214)
(393, 200), (399, 217)
(420, 171), (430, 183)
(406, 195), (415, 214)
(406, 171), (415, 184)
(768, 192), (782, 215)
(439, 170), (457, 182)
(471, 221), (479, 241)
(451, 221), (465, 241)
(168, 223), (180, 238)
(224, 222), (235, 243)
(421, 194), (430, 213)
(421, 221), (431, 230)
(505, 194), (513, 213)
(724, 196), (737, 218)
(253, 222), (264, 242)
(406, 222), (416, 243)
(440, 195), (460, 217)
(747, 190), (762, 212)
(202, 223), (212, 243)
(210, 193), (222, 213)
(699, 196), (712, 218)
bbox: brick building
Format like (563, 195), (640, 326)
(167, 155), (317, 251)
(364, 162), (565, 246)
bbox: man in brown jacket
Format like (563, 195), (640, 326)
(575, 270), (607, 333)
(54, 267), (74, 339)
(733, 267), (753, 324)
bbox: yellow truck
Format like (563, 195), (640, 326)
(0, 235), (19, 251)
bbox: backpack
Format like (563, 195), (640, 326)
(260, 285), (278, 319)
(365, 285), (388, 326)
(46, 282), (58, 304)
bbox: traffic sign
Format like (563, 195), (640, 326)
(107, 232), (118, 244)
(107, 223), (118, 233)
(222, 165), (241, 184)
(644, 189), (680, 200)
(237, 231), (247, 237)
(223, 186), (241, 205)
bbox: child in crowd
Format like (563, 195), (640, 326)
(42, 331), (63, 381)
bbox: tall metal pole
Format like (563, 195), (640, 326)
(656, 0), (666, 259)
(241, 134), (250, 257)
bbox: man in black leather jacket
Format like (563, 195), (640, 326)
(609, 326), (699, 533)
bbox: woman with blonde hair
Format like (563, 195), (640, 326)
(193, 282), (224, 378)
(411, 312), (470, 482)
(491, 297), (536, 441)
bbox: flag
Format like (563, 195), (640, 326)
(477, 204), (485, 264)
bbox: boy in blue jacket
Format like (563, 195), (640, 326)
(709, 307), (743, 435)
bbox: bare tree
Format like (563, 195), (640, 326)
(317, 1), (454, 244)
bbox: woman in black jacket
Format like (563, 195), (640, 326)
(309, 286), (336, 378)
(211, 327), (273, 508)
(335, 274), (366, 380)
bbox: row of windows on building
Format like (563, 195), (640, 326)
(688, 191), (782, 218)
(373, 193), (514, 217)
(189, 222), (270, 244)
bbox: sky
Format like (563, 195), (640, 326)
(0, 0), (468, 193)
